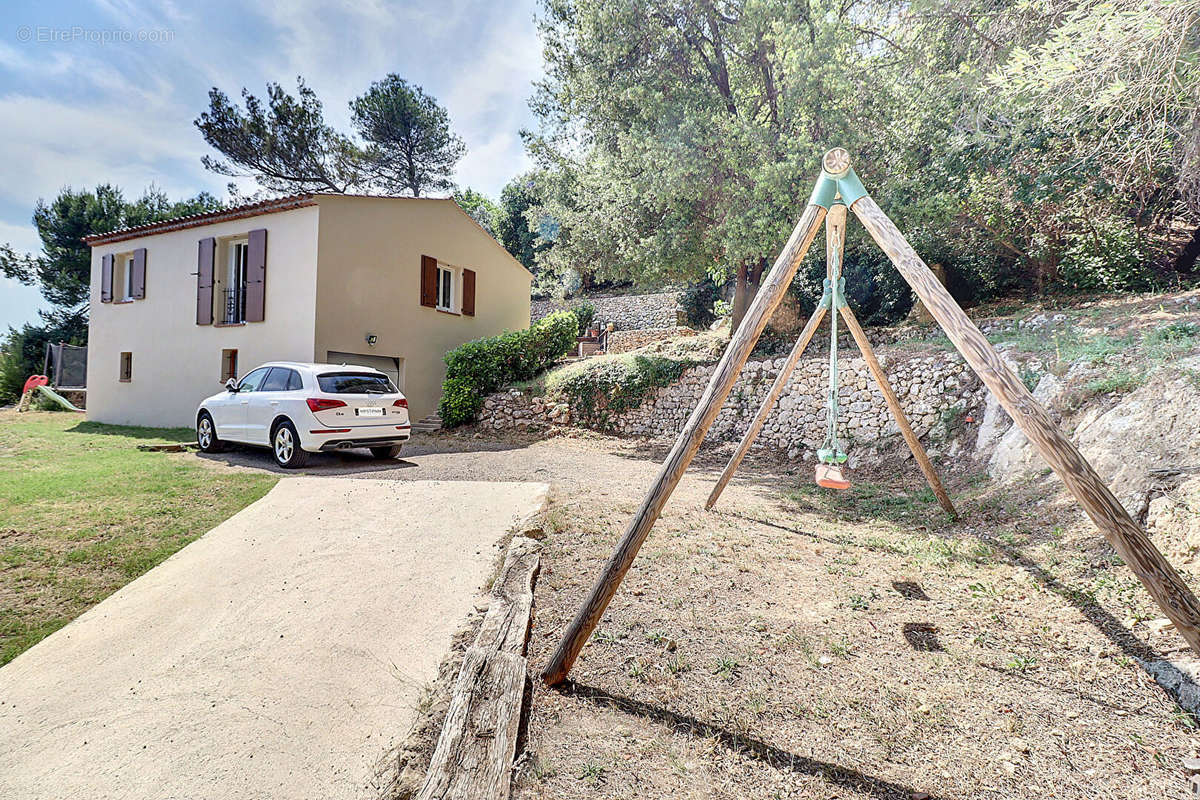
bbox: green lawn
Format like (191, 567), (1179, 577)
(0, 410), (277, 665)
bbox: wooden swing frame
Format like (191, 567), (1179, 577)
(540, 149), (1200, 686)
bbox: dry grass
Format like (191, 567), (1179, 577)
(513, 440), (1198, 799)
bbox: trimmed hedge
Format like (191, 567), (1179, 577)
(439, 310), (578, 427)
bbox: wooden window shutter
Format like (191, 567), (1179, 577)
(420, 255), (437, 308)
(196, 238), (215, 325)
(462, 268), (476, 316)
(245, 228), (268, 322)
(100, 254), (114, 303)
(132, 248), (147, 299)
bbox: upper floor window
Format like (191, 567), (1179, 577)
(100, 248), (145, 304)
(420, 254), (475, 317)
(196, 229), (266, 326)
(436, 263), (456, 312)
(223, 239), (249, 324)
(120, 254), (135, 301)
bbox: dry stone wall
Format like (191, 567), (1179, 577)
(607, 327), (696, 353)
(478, 349), (986, 458)
(531, 291), (681, 330)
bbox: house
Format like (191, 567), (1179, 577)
(84, 194), (532, 428)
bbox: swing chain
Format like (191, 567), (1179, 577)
(819, 223), (848, 466)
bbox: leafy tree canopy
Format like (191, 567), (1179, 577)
(196, 75), (466, 199)
(1, 185), (221, 310)
(454, 188), (500, 236)
(527, 0), (1200, 316)
(352, 75), (466, 197)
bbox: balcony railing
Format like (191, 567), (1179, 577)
(222, 287), (244, 324)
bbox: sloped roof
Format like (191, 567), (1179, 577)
(84, 194), (317, 245)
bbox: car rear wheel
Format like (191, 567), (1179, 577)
(370, 445), (402, 460)
(272, 420), (309, 469)
(196, 412), (225, 453)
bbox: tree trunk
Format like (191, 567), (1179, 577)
(730, 260), (750, 331)
(730, 258), (767, 333)
(1174, 225), (1200, 274)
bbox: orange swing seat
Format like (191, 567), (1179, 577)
(815, 462), (852, 490)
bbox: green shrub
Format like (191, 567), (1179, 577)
(572, 301), (597, 335)
(1058, 217), (1153, 292)
(438, 377), (482, 428)
(438, 310), (579, 427)
(545, 353), (695, 431)
(680, 279), (719, 329)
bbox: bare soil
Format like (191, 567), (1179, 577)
(499, 433), (1196, 800)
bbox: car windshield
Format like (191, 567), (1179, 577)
(316, 372), (396, 394)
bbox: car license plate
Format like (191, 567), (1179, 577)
(357, 407), (384, 417)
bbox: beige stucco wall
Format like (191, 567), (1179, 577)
(86, 206), (320, 428)
(312, 196), (532, 421)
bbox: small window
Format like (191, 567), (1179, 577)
(286, 370), (303, 391)
(237, 366), (270, 393)
(316, 372), (397, 394)
(119, 352), (132, 382)
(436, 264), (456, 312)
(260, 367), (292, 392)
(121, 255), (135, 301)
(220, 349), (238, 382)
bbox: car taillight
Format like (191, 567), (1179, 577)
(392, 398), (408, 408)
(307, 398), (347, 412)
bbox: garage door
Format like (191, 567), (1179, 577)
(326, 351), (404, 392)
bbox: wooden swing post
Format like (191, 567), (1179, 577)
(850, 191), (1200, 654)
(838, 304), (957, 517)
(705, 302), (827, 510)
(540, 197), (831, 686)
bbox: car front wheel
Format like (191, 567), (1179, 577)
(196, 412), (225, 453)
(370, 445), (402, 460)
(272, 420), (309, 469)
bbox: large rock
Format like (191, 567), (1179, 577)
(1072, 367), (1200, 517)
(1147, 476), (1200, 567)
(987, 372), (1065, 480)
(988, 363), (1200, 520)
(974, 351), (1023, 457)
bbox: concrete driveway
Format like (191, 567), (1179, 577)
(0, 476), (548, 800)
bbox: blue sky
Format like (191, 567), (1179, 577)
(0, 0), (543, 331)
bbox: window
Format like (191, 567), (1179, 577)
(260, 367), (297, 392)
(436, 264), (456, 312)
(119, 352), (132, 382)
(316, 372), (397, 394)
(237, 366), (270, 393)
(220, 349), (238, 382)
(222, 240), (249, 324)
(121, 255), (135, 301)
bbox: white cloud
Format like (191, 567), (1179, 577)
(0, 219), (42, 255)
(0, 93), (219, 208)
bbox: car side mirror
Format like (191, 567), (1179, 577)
(225, 378), (239, 393)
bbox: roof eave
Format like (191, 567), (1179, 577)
(84, 195), (317, 246)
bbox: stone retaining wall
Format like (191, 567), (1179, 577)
(478, 349), (986, 458)
(531, 291), (681, 330)
(607, 327), (696, 354)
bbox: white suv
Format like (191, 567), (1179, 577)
(195, 362), (411, 468)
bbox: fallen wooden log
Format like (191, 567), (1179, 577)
(416, 536), (541, 800)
